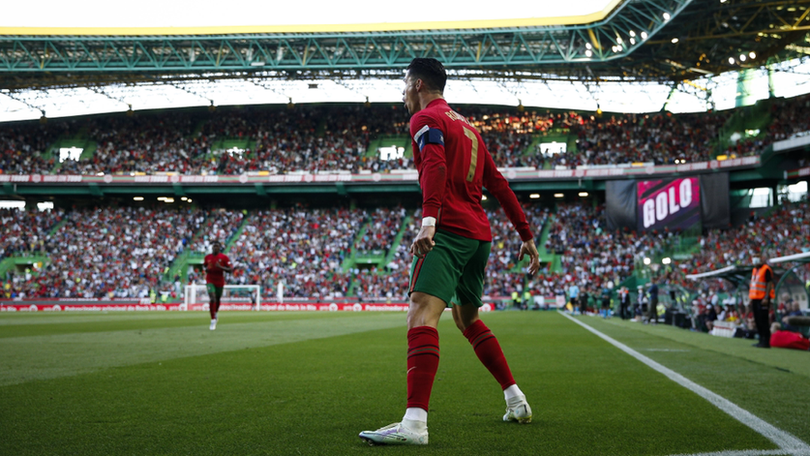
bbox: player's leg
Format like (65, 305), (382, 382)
(752, 300), (771, 347)
(215, 286), (224, 318)
(212, 286), (224, 324)
(453, 241), (532, 424)
(206, 284), (217, 329)
(360, 230), (471, 445)
(359, 295), (445, 446)
(403, 291), (446, 420)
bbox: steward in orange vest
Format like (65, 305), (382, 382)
(749, 264), (775, 301)
(749, 254), (775, 349)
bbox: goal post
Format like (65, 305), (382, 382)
(183, 284), (262, 311)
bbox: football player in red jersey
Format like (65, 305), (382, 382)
(360, 58), (540, 446)
(204, 240), (232, 330)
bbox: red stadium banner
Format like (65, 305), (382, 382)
(0, 301), (411, 312)
(0, 303), (184, 312)
(0, 156), (761, 185)
(0, 299), (564, 312)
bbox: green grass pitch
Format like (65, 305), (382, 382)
(1, 310), (808, 455)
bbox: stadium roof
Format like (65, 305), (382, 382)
(1, 0), (810, 121)
(3, 0), (623, 33)
(2, 57), (809, 122)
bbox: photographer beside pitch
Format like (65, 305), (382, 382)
(204, 240), (233, 330)
(359, 58), (540, 446)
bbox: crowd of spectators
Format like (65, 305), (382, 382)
(358, 209), (421, 300)
(354, 206), (407, 253)
(348, 206), (412, 301)
(0, 119), (72, 175)
(349, 203), (553, 301)
(687, 200), (810, 274)
(566, 111), (731, 167)
(0, 207), (65, 261)
(2, 206), (205, 300)
(4, 94), (810, 177)
(537, 202), (678, 299)
(1, 197), (807, 310)
(768, 94), (810, 144)
(224, 206), (360, 299)
(186, 209), (245, 256)
(483, 205), (549, 297)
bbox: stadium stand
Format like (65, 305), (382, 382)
(1, 192), (806, 305)
(4, 207), (204, 299)
(688, 200), (810, 274)
(225, 206), (360, 299)
(0, 207), (65, 259)
(3, 93), (810, 177)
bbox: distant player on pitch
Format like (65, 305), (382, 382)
(204, 240), (232, 330)
(359, 58), (540, 446)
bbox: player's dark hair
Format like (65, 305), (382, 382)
(407, 58), (447, 93)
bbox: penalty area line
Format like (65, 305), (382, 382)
(559, 313), (810, 455)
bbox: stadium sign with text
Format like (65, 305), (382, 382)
(637, 177), (700, 232)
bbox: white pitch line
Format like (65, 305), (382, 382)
(669, 450), (810, 456)
(559, 313), (810, 455)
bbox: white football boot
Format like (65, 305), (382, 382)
(359, 420), (428, 446)
(503, 395), (532, 424)
(209, 319), (217, 331)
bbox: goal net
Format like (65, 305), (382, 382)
(183, 284), (262, 311)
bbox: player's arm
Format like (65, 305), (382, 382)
(410, 113), (447, 257)
(412, 113), (447, 221)
(480, 144), (539, 274)
(216, 256), (234, 274)
(481, 145), (531, 241)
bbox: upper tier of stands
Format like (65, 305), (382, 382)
(3, 94), (809, 176)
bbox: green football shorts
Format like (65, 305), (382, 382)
(206, 283), (224, 299)
(409, 229), (491, 308)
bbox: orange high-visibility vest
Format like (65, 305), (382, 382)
(749, 265), (775, 300)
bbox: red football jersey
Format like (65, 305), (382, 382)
(410, 99), (532, 242)
(204, 253), (232, 287)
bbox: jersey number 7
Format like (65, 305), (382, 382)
(462, 126), (479, 182)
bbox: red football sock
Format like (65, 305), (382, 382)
(463, 320), (515, 390)
(406, 326), (440, 412)
(209, 300), (218, 320)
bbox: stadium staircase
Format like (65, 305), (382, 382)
(536, 220), (557, 267)
(365, 137), (382, 158)
(671, 236), (701, 261)
(342, 226), (367, 298)
(715, 99), (772, 157)
(508, 217), (556, 273)
(0, 214), (66, 281)
(381, 214), (412, 268)
(49, 126), (96, 174)
(525, 135), (543, 157)
(340, 223), (369, 274)
(352, 214), (413, 270)
(210, 138), (253, 155)
(0, 256), (51, 281)
(47, 217), (68, 237)
(163, 210), (250, 285)
(346, 214), (414, 296)
(529, 130), (572, 156)
(366, 135), (410, 159)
